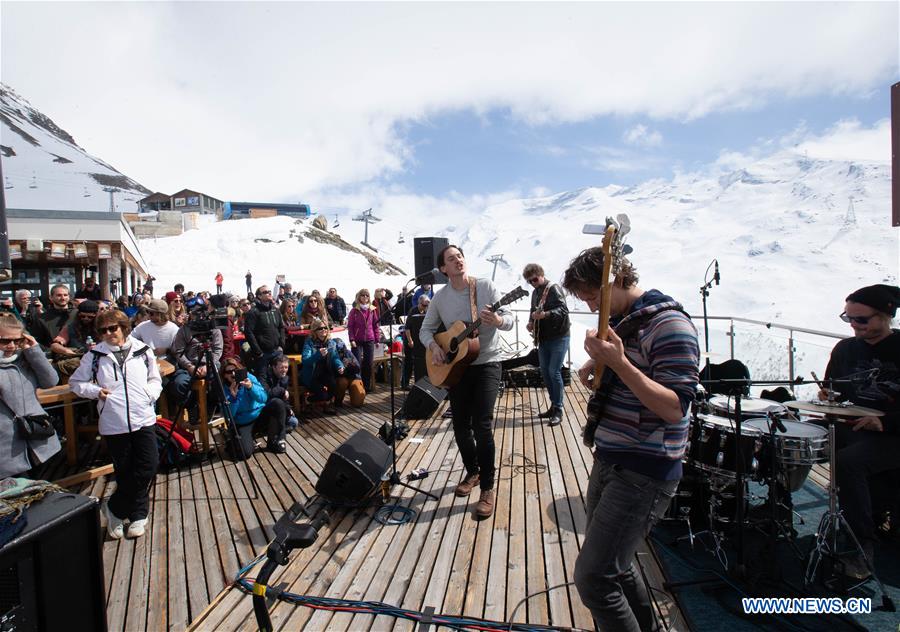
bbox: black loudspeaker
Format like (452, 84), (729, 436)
(0, 492), (106, 632)
(413, 237), (449, 285)
(315, 429), (392, 502)
(400, 377), (448, 420)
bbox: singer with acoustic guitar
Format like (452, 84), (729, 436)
(563, 240), (699, 632)
(420, 245), (514, 519)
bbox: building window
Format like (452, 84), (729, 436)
(174, 197), (186, 207)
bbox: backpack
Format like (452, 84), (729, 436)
(154, 417), (199, 469)
(89, 345), (152, 383)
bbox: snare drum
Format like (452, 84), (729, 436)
(708, 396), (787, 419)
(744, 418), (829, 492)
(687, 414), (763, 478)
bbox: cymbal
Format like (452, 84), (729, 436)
(784, 400), (884, 418)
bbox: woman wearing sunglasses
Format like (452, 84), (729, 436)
(301, 319), (359, 414)
(0, 313), (61, 479)
(219, 357), (284, 458)
(818, 284), (900, 579)
(70, 309), (162, 540)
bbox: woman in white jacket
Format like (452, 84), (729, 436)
(70, 309), (161, 539)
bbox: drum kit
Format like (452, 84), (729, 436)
(668, 378), (894, 607)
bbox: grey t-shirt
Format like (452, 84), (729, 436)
(419, 277), (514, 365)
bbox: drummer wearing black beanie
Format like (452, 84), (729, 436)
(819, 283), (900, 578)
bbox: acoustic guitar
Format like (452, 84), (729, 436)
(426, 286), (529, 388)
(581, 214), (632, 447)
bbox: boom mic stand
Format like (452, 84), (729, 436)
(383, 303), (438, 502)
(699, 258), (720, 383)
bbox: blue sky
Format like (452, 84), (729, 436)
(396, 88), (892, 196)
(2, 2), (897, 213)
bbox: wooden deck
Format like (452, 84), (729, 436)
(47, 378), (686, 631)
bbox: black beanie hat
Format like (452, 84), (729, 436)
(845, 284), (900, 317)
(78, 300), (99, 314)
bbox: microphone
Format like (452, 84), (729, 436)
(713, 260), (720, 286)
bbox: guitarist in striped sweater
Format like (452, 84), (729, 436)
(563, 247), (699, 632)
(420, 245), (514, 519)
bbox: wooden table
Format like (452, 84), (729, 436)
(38, 359), (175, 465)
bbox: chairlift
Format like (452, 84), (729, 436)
(83, 187), (91, 198)
(398, 231), (405, 244)
(3, 177), (12, 190)
(332, 214), (340, 228)
(28, 173), (37, 189)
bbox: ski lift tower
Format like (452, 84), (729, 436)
(352, 207), (381, 251)
(486, 254), (508, 282)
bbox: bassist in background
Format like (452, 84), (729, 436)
(562, 247), (698, 632)
(420, 245), (514, 519)
(523, 263), (571, 427)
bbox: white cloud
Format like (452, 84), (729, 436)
(623, 124), (663, 148)
(2, 2), (896, 199)
(792, 118), (891, 163)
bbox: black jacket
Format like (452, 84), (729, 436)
(260, 365), (290, 402)
(825, 330), (900, 434)
(244, 301), (285, 355)
(325, 296), (347, 324)
(33, 305), (73, 348)
(530, 283), (570, 343)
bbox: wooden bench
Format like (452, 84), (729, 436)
(286, 354), (304, 412)
(373, 353), (402, 389)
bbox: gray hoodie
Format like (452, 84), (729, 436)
(0, 345), (61, 478)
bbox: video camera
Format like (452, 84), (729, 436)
(185, 295), (229, 334)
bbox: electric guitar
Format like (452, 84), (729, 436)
(581, 214), (632, 447)
(426, 286), (529, 388)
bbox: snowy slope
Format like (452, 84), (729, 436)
(0, 83), (150, 211)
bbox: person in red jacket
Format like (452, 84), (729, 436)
(215, 272), (224, 294)
(346, 288), (380, 392)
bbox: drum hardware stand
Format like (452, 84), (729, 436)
(803, 415), (895, 611)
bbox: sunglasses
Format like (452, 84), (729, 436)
(97, 325), (120, 335)
(223, 369), (236, 375)
(315, 326), (328, 331)
(840, 312), (875, 325)
(308, 299), (318, 303)
(0, 337), (24, 345)
(527, 277), (540, 284)
(259, 290), (272, 295)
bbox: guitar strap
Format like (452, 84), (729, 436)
(537, 283), (552, 310)
(468, 277), (478, 338)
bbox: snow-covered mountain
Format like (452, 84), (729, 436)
(0, 83), (150, 211)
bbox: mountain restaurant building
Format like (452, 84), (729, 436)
(3, 208), (150, 301)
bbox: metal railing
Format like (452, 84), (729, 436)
(504, 308), (847, 397)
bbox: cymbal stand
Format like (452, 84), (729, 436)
(804, 416), (895, 611)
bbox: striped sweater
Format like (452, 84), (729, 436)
(589, 290), (700, 480)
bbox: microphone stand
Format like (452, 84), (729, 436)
(384, 279), (438, 502)
(699, 259), (719, 383)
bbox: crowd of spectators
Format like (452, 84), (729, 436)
(1, 273), (432, 539)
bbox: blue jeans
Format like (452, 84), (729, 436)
(574, 455), (678, 632)
(538, 335), (569, 410)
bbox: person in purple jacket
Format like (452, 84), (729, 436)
(346, 288), (380, 392)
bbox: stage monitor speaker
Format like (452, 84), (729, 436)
(0, 492), (106, 632)
(400, 376), (448, 420)
(315, 429), (392, 502)
(413, 237), (449, 285)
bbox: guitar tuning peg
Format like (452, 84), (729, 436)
(623, 244), (634, 255)
(616, 214), (632, 236)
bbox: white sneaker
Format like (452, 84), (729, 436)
(104, 502), (125, 540)
(127, 518), (148, 538)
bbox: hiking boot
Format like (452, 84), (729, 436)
(475, 489), (496, 518)
(537, 407), (555, 419)
(104, 502), (125, 540)
(323, 404), (337, 415)
(126, 518), (148, 538)
(455, 472), (480, 497)
(547, 407), (563, 427)
(270, 440), (287, 454)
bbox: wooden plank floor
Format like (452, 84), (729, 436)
(47, 378), (686, 632)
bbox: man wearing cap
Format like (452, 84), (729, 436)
(75, 276), (102, 301)
(132, 299), (180, 359)
(820, 284), (900, 578)
(244, 285), (285, 376)
(50, 299), (100, 378)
